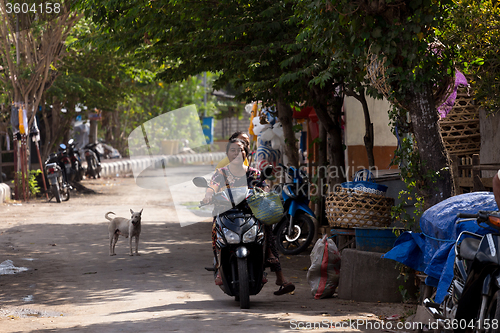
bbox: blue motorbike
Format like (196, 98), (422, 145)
(271, 164), (316, 255)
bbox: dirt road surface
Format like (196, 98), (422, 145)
(0, 170), (416, 333)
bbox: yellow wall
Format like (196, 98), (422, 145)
(344, 95), (398, 171)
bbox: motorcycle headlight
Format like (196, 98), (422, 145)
(223, 228), (240, 244)
(243, 225), (258, 243)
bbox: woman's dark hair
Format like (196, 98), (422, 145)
(229, 131), (245, 141)
(226, 138), (249, 159)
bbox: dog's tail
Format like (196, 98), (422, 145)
(105, 212), (116, 221)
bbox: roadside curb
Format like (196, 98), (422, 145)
(0, 183), (11, 203)
(100, 152), (226, 178)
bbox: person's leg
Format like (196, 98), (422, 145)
(212, 219), (223, 285)
(265, 225), (281, 273)
(264, 226), (295, 295)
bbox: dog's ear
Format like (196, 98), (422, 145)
(139, 209), (143, 215)
(130, 209), (134, 215)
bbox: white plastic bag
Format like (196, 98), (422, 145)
(260, 127), (275, 141)
(272, 122), (284, 137)
(252, 117), (268, 136)
(307, 235), (341, 299)
(271, 136), (281, 149)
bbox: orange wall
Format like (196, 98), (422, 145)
(346, 145), (398, 176)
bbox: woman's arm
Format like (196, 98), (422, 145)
(202, 170), (222, 203)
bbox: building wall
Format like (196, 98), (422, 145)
(344, 95), (398, 173)
(213, 117), (250, 141)
(480, 108), (500, 177)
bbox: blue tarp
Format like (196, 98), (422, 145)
(383, 192), (498, 303)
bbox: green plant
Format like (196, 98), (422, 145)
(388, 106), (449, 232)
(396, 263), (419, 304)
(12, 169), (42, 197)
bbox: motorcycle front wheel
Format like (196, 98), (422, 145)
(484, 290), (500, 333)
(237, 257), (250, 309)
(51, 184), (61, 203)
(276, 213), (315, 255)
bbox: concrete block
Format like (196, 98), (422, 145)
(101, 164), (110, 177)
(0, 183), (9, 203)
(338, 249), (417, 303)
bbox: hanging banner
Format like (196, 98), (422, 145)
(10, 103), (28, 135)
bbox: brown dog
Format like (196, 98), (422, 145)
(106, 209), (143, 256)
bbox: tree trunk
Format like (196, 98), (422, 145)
(311, 86), (346, 187)
(406, 83), (452, 208)
(276, 98), (299, 168)
(358, 90), (375, 169)
(315, 123), (328, 228)
(346, 87), (375, 169)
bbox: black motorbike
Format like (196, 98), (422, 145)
(44, 151), (70, 203)
(424, 210), (500, 332)
(192, 169), (271, 309)
(270, 164), (316, 255)
(83, 142), (102, 179)
(57, 144), (74, 183)
(67, 139), (84, 182)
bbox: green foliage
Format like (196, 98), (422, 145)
(396, 263), (418, 304)
(390, 136), (424, 231)
(388, 105), (448, 230)
(115, 75), (217, 155)
(12, 169), (42, 196)
(75, 0), (311, 106)
(438, 0), (500, 112)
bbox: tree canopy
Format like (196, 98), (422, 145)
(0, 0), (80, 126)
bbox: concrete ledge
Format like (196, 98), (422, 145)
(100, 152), (226, 178)
(338, 249), (417, 303)
(0, 183), (11, 203)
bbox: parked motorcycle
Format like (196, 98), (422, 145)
(192, 168), (271, 309)
(271, 164), (316, 255)
(44, 152), (70, 203)
(67, 139), (84, 182)
(424, 210), (500, 332)
(83, 142), (101, 179)
(57, 143), (75, 183)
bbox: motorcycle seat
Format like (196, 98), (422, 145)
(459, 237), (481, 260)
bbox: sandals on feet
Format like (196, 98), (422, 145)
(274, 282), (295, 295)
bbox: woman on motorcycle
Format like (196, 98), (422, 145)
(203, 138), (295, 296)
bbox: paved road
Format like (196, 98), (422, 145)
(0, 169), (415, 332)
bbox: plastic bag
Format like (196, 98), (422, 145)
(260, 127), (275, 141)
(341, 169), (388, 196)
(247, 187), (284, 225)
(307, 235), (341, 299)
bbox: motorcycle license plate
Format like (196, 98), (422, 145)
(47, 174), (58, 184)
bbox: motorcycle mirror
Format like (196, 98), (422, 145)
(261, 165), (274, 180)
(192, 177), (209, 188)
(59, 144), (67, 150)
(68, 139), (74, 145)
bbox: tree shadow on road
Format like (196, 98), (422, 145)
(0, 218), (413, 333)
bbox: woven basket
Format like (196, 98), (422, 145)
(326, 189), (395, 228)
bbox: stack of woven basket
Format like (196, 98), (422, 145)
(325, 170), (394, 229)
